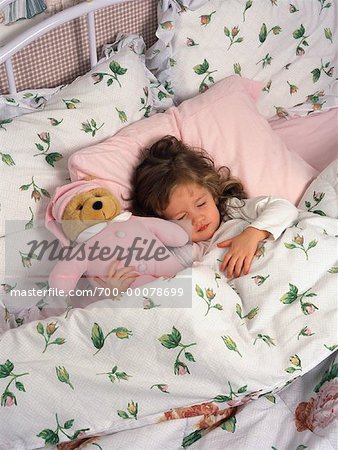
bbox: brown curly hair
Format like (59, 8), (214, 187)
(129, 135), (247, 219)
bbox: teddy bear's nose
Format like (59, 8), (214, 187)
(92, 201), (103, 210)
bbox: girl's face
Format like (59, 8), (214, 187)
(163, 183), (221, 242)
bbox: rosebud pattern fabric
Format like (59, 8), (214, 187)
(0, 35), (173, 239)
(0, 161), (337, 448)
(146, 0), (337, 119)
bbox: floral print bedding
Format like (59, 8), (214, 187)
(54, 351), (338, 450)
(0, 161), (337, 449)
(146, 0), (338, 119)
(0, 34), (173, 239)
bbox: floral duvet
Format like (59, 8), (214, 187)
(0, 161), (337, 449)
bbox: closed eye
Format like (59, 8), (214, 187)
(197, 202), (206, 207)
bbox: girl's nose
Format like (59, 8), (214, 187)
(192, 214), (204, 227)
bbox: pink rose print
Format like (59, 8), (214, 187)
(295, 379), (338, 432)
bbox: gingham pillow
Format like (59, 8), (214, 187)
(146, 0), (337, 119)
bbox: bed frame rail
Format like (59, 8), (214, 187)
(0, 0), (145, 94)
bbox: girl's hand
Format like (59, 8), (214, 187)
(93, 260), (139, 298)
(217, 227), (270, 279)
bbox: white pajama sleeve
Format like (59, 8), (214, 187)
(226, 196), (299, 239)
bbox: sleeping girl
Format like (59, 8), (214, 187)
(96, 135), (299, 293)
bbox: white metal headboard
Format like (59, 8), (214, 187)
(0, 0), (134, 94)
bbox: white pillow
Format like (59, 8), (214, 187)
(0, 35), (171, 239)
(146, 0), (338, 119)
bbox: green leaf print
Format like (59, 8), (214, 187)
(304, 90), (327, 114)
(195, 284), (223, 315)
(253, 334), (276, 347)
(0, 118), (12, 130)
(297, 326), (315, 340)
(243, 1), (252, 21)
(284, 234), (318, 259)
(324, 344), (338, 352)
(236, 303), (259, 320)
(81, 119), (104, 137)
(159, 326), (196, 375)
(19, 250), (38, 268)
(117, 401), (138, 420)
(264, 393), (276, 403)
(186, 37), (199, 47)
(139, 86), (151, 117)
(20, 176), (50, 203)
(115, 108), (128, 123)
(36, 321), (66, 353)
(33, 132), (63, 166)
(109, 60), (128, 76)
(313, 362), (338, 392)
(213, 381), (247, 403)
(193, 59), (210, 75)
(91, 323), (132, 355)
(324, 28), (333, 43)
(221, 415), (237, 433)
(25, 206), (34, 229)
(222, 335), (242, 357)
(289, 4), (299, 13)
(293, 24), (309, 55)
(97, 365), (131, 383)
(233, 63), (242, 76)
(45, 152), (63, 167)
(318, 0), (332, 14)
(193, 59), (218, 94)
(259, 23), (267, 43)
(37, 414), (90, 445)
(280, 283), (318, 315)
(285, 354), (302, 373)
(150, 383), (169, 393)
(224, 26), (244, 50)
(56, 366), (74, 390)
(259, 24), (282, 46)
(0, 152), (15, 166)
(182, 429), (203, 448)
(263, 80), (272, 92)
(0, 360), (29, 407)
(62, 98), (80, 109)
(311, 59), (334, 83)
(256, 53), (273, 68)
(91, 61), (128, 88)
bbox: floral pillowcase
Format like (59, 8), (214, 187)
(146, 0), (337, 119)
(0, 34), (172, 238)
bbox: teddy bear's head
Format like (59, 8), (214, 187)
(61, 187), (121, 242)
(45, 181), (122, 245)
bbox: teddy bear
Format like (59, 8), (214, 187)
(45, 180), (191, 294)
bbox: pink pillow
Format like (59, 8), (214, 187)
(270, 108), (338, 173)
(69, 76), (317, 207)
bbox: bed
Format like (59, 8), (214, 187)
(0, 0), (337, 449)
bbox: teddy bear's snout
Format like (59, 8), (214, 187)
(92, 201), (103, 210)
